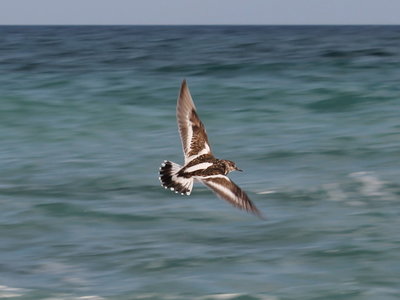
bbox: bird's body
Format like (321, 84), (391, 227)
(179, 154), (237, 177)
(159, 80), (263, 218)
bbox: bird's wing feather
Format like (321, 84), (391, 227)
(199, 175), (264, 219)
(176, 80), (212, 164)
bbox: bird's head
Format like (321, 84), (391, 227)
(223, 160), (243, 174)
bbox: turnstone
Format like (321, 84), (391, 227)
(159, 80), (264, 219)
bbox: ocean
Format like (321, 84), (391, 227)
(0, 25), (399, 299)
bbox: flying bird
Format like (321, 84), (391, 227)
(159, 80), (263, 218)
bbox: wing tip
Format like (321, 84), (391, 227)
(177, 78), (196, 116)
(201, 176), (266, 220)
(241, 197), (266, 220)
(235, 201), (266, 220)
(179, 79), (189, 98)
(252, 208), (267, 220)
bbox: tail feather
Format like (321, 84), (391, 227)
(159, 160), (193, 195)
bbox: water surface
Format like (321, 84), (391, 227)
(1, 25), (400, 300)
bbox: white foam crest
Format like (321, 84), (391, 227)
(349, 171), (386, 197)
(0, 285), (27, 298)
(131, 293), (278, 300)
(43, 295), (106, 300)
(256, 190), (276, 195)
(323, 183), (347, 201)
(199, 294), (278, 300)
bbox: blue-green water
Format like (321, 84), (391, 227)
(1, 26), (400, 299)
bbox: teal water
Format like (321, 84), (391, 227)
(1, 26), (400, 299)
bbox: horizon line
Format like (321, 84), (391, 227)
(1, 23), (399, 26)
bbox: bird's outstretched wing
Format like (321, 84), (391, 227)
(199, 175), (264, 219)
(176, 80), (212, 164)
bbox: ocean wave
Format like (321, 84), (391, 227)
(0, 285), (27, 298)
(263, 171), (399, 204)
(321, 48), (394, 58)
(305, 92), (387, 113)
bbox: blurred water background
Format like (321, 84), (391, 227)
(0, 25), (400, 299)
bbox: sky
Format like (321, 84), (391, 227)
(0, 0), (399, 25)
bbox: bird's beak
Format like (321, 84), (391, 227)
(236, 167), (243, 172)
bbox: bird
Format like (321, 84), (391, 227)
(159, 80), (263, 219)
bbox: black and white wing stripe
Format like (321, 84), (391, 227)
(199, 175), (264, 219)
(176, 80), (212, 164)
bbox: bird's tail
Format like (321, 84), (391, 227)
(159, 160), (193, 195)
